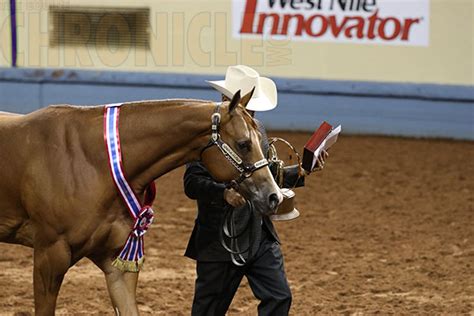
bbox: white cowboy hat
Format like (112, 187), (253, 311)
(206, 65), (278, 112)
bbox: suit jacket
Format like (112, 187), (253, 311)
(184, 120), (303, 262)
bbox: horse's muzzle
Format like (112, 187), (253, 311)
(251, 191), (282, 216)
(268, 193), (280, 214)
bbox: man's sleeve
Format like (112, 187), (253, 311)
(281, 164), (305, 188)
(183, 161), (226, 202)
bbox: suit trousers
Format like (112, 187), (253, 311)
(190, 230), (292, 316)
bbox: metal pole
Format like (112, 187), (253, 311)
(9, 0), (17, 67)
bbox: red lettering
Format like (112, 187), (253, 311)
(257, 13), (281, 34)
(305, 15), (328, 37)
(344, 17), (365, 39)
(328, 16), (349, 37)
(240, 0), (258, 34)
(378, 17), (401, 40)
(367, 10), (380, 39)
(281, 14), (305, 36)
(238, 1), (422, 42)
(401, 18), (420, 40)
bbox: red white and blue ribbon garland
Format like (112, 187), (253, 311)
(104, 104), (156, 272)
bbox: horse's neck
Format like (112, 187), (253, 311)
(117, 100), (216, 192)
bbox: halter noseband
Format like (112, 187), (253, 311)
(201, 103), (269, 184)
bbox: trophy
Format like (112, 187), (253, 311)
(268, 137), (303, 221)
(268, 122), (341, 221)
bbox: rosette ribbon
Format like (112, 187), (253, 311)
(104, 104), (156, 272)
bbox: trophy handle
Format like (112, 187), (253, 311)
(268, 137), (305, 189)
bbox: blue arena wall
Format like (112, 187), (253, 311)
(0, 67), (473, 140)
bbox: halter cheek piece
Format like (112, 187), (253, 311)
(201, 103), (269, 184)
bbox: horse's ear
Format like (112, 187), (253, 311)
(240, 87), (255, 108)
(228, 90), (241, 113)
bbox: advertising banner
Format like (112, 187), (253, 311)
(233, 0), (430, 46)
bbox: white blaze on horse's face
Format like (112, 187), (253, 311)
(201, 104), (283, 215)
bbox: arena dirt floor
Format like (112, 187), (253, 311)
(0, 132), (473, 315)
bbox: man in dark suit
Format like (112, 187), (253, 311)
(184, 65), (327, 316)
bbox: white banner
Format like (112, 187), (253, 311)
(232, 0), (430, 46)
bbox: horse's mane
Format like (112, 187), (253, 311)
(123, 99), (212, 107)
(122, 99), (259, 131)
(40, 100), (258, 132)
(43, 99), (212, 111)
(240, 106), (258, 130)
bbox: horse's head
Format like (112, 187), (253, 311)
(201, 90), (283, 215)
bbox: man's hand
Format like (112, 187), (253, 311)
(313, 150), (329, 171)
(224, 188), (246, 207)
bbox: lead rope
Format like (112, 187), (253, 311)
(219, 201), (254, 266)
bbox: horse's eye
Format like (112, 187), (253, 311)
(237, 140), (251, 152)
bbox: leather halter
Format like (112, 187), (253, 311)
(201, 103), (269, 266)
(201, 103), (269, 184)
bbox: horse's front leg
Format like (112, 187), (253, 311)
(33, 240), (71, 316)
(94, 257), (140, 316)
(106, 269), (140, 316)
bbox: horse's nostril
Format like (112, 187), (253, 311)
(268, 193), (279, 211)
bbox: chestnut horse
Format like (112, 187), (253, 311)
(0, 91), (282, 315)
